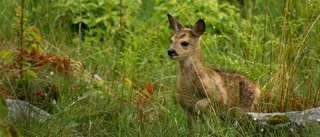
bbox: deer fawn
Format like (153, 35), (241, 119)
(167, 14), (260, 124)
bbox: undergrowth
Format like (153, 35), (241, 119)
(0, 0), (319, 136)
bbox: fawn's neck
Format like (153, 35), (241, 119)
(178, 55), (203, 76)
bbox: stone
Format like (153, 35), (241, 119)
(5, 99), (51, 123)
(247, 107), (320, 135)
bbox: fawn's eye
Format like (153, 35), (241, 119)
(181, 42), (189, 47)
(170, 40), (173, 43)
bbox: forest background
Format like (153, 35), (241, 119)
(0, 0), (319, 136)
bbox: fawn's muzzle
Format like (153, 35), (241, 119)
(168, 49), (178, 57)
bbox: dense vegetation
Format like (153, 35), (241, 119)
(0, 0), (319, 136)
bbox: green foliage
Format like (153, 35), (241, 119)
(0, 0), (319, 136)
(0, 51), (13, 66)
(13, 6), (43, 53)
(53, 0), (141, 38)
(0, 97), (22, 137)
(0, 97), (8, 123)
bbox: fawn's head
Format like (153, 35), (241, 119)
(167, 14), (205, 61)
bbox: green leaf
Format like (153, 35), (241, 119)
(0, 51), (11, 58)
(31, 44), (42, 52)
(0, 97), (8, 123)
(72, 16), (82, 24)
(26, 69), (37, 78)
(93, 81), (104, 89)
(29, 30), (41, 40)
(98, 0), (105, 6)
(21, 61), (31, 66)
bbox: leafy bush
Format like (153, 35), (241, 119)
(0, 0), (319, 136)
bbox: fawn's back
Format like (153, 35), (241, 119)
(167, 14), (260, 115)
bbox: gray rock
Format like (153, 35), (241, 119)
(247, 107), (320, 135)
(5, 99), (51, 122)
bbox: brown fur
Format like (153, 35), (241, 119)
(167, 14), (260, 118)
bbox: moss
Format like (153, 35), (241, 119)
(266, 114), (290, 125)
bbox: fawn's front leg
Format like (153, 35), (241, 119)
(194, 98), (217, 135)
(195, 98), (211, 115)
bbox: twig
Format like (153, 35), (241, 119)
(20, 0), (25, 78)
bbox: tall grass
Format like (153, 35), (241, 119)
(0, 0), (319, 136)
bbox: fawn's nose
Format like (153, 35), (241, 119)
(168, 49), (178, 56)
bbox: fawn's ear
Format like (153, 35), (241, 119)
(167, 14), (184, 33)
(192, 19), (205, 37)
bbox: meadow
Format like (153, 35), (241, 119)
(0, 0), (319, 136)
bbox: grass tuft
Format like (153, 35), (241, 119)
(0, 0), (319, 136)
